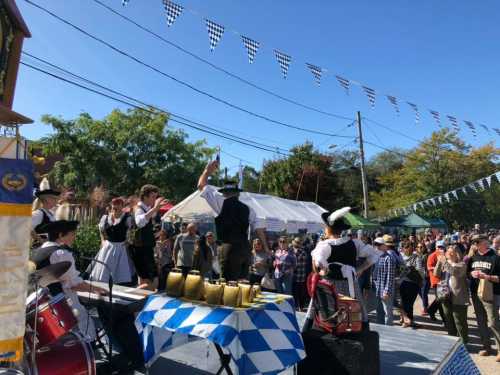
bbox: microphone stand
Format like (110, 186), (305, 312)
(83, 256), (114, 368)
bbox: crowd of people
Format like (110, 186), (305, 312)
(31, 177), (500, 364)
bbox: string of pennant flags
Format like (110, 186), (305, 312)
(390, 171), (500, 217)
(120, 0), (500, 139)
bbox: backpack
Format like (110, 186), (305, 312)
(306, 273), (363, 335)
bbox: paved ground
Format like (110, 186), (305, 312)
(364, 292), (499, 375)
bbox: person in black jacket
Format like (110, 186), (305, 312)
(198, 160), (268, 281)
(467, 234), (500, 361)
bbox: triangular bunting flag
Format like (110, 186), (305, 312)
(205, 19), (225, 51)
(413, 204), (418, 211)
(468, 183), (477, 192)
(362, 86), (376, 109)
(122, 0), (130, 5)
(431, 198), (436, 206)
(477, 179), (485, 190)
(306, 63), (323, 85)
(438, 196), (443, 205)
(274, 50), (292, 79)
(163, 0), (183, 27)
(492, 128), (500, 137)
(429, 110), (441, 127)
(462, 186), (468, 195)
(335, 76), (350, 95)
(479, 124), (490, 133)
(241, 36), (260, 64)
(447, 115), (460, 132)
(444, 193), (450, 202)
(407, 102), (420, 124)
(387, 95), (400, 115)
(485, 175), (493, 187)
(451, 190), (458, 200)
(464, 120), (477, 137)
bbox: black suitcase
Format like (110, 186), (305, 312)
(298, 329), (380, 375)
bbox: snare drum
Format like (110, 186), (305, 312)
(25, 290), (77, 348)
(29, 332), (96, 375)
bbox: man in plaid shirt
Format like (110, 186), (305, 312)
(291, 237), (309, 311)
(373, 237), (396, 325)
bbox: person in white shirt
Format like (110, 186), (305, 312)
(31, 181), (59, 247)
(130, 184), (167, 290)
(198, 160), (268, 281)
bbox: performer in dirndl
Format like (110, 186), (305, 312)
(89, 197), (135, 285)
(310, 207), (380, 323)
(31, 177), (59, 246)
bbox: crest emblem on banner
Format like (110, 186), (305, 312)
(1, 173), (27, 192)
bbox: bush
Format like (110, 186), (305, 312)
(73, 222), (101, 271)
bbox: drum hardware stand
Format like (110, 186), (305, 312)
(83, 257), (113, 368)
(28, 274), (42, 371)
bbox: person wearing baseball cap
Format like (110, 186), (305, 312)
(426, 240), (447, 323)
(372, 236), (397, 325)
(468, 234), (500, 360)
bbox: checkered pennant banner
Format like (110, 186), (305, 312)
(469, 183), (478, 192)
(163, 0), (183, 27)
(362, 86), (376, 108)
(447, 115), (460, 132)
(386, 95), (400, 115)
(461, 186), (468, 195)
(477, 179), (485, 190)
(485, 175), (493, 187)
(205, 19), (224, 51)
(429, 110), (441, 127)
(492, 127), (500, 136)
(122, 0), (129, 5)
(306, 63), (323, 85)
(241, 35), (260, 64)
(335, 75), (350, 95)
(274, 50), (292, 79)
(479, 124), (489, 133)
(464, 120), (477, 137)
(451, 190), (458, 200)
(407, 102), (420, 124)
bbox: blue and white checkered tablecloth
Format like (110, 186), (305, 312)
(135, 292), (306, 375)
(439, 343), (480, 375)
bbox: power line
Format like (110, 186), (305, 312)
(21, 60), (291, 156)
(22, 52), (292, 154)
(90, 0), (353, 121)
(23, 0), (354, 138)
(363, 116), (421, 143)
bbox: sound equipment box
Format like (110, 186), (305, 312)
(298, 329), (380, 375)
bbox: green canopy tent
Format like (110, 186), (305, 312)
(382, 213), (447, 230)
(344, 212), (380, 230)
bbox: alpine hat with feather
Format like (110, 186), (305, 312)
(321, 207), (352, 231)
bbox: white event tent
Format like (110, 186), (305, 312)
(162, 186), (328, 233)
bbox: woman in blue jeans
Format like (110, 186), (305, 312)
(273, 237), (297, 294)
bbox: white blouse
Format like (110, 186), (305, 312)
(43, 241), (83, 289)
(311, 237), (380, 269)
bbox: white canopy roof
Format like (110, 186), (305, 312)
(163, 186), (327, 233)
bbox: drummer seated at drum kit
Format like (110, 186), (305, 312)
(31, 220), (108, 342)
(31, 220), (146, 373)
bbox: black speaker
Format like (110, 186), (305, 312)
(298, 329), (380, 375)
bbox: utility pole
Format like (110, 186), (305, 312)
(356, 111), (369, 218)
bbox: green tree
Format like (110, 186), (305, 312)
(40, 108), (215, 200)
(371, 129), (500, 227)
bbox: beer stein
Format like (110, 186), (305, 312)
(166, 268), (185, 297)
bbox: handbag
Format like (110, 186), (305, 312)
(478, 278), (494, 303)
(260, 273), (276, 291)
(436, 278), (451, 302)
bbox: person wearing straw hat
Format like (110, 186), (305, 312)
(198, 160), (268, 281)
(31, 177), (60, 247)
(310, 207), (380, 323)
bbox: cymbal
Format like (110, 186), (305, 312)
(29, 261), (71, 287)
(30, 245), (62, 264)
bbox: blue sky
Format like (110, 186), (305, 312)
(15, 0), (500, 174)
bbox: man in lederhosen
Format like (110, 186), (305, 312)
(198, 160), (268, 281)
(31, 178), (59, 247)
(310, 207), (380, 324)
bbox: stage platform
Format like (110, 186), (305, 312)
(136, 312), (474, 374)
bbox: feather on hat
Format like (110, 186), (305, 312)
(321, 206), (351, 230)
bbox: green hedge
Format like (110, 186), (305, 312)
(73, 222), (101, 271)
